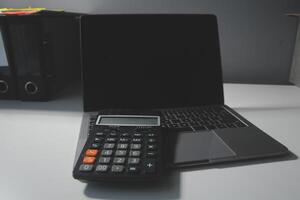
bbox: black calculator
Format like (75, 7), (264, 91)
(73, 115), (163, 181)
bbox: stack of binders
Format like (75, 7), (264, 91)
(0, 10), (81, 101)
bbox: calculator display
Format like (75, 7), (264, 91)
(96, 116), (160, 126)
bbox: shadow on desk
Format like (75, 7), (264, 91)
(84, 171), (181, 200)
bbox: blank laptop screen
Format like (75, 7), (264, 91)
(81, 14), (224, 111)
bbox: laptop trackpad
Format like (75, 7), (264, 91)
(165, 130), (236, 167)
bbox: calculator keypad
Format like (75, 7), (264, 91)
(74, 122), (162, 181)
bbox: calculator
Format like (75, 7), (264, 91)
(73, 115), (163, 181)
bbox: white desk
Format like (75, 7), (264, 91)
(0, 84), (300, 200)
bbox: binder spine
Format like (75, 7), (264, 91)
(0, 18), (17, 99)
(8, 17), (48, 101)
(3, 12), (81, 101)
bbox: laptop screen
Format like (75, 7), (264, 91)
(81, 14), (224, 111)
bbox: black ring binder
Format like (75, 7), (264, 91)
(0, 11), (82, 101)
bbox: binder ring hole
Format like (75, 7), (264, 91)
(25, 81), (38, 95)
(0, 80), (8, 94)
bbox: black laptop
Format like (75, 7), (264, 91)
(74, 14), (288, 171)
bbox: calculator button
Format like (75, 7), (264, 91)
(98, 157), (111, 164)
(119, 138), (129, 143)
(103, 143), (115, 149)
(101, 150), (113, 156)
(96, 165), (109, 172)
(106, 138), (117, 142)
(83, 156), (96, 164)
(109, 132), (118, 137)
(132, 138), (142, 143)
(129, 150), (141, 157)
(85, 149), (98, 157)
(130, 144), (141, 150)
(147, 133), (156, 137)
(104, 128), (110, 132)
(95, 132), (105, 137)
(148, 138), (156, 143)
(144, 159), (156, 173)
(113, 157), (126, 164)
(79, 164), (93, 172)
(117, 143), (128, 149)
(133, 133), (142, 137)
(91, 143), (100, 149)
(121, 133), (130, 137)
(147, 151), (157, 157)
(128, 158), (140, 164)
(127, 166), (140, 173)
(115, 150), (127, 156)
(94, 137), (104, 143)
(111, 165), (124, 173)
(147, 144), (156, 150)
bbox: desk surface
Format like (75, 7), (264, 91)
(0, 84), (300, 200)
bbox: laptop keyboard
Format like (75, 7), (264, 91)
(160, 106), (247, 131)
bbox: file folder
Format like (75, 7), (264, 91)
(4, 11), (81, 101)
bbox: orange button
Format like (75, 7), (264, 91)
(85, 149), (98, 157)
(83, 156), (96, 164)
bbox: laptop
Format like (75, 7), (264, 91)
(74, 14), (289, 169)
